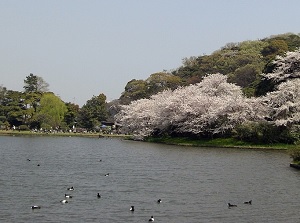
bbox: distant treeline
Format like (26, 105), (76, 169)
(1, 32), (300, 135)
(119, 32), (300, 104)
(0, 73), (109, 132)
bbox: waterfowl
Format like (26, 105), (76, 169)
(148, 216), (154, 221)
(97, 193), (101, 198)
(27, 159), (31, 161)
(157, 199), (162, 203)
(31, 205), (41, 209)
(60, 199), (68, 204)
(130, 206), (134, 211)
(65, 194), (73, 198)
(67, 186), (74, 191)
(37, 164), (40, 166)
(228, 203), (237, 207)
(104, 173), (109, 176)
(244, 200), (252, 204)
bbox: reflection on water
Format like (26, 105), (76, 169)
(0, 136), (300, 222)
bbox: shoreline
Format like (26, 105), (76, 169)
(1, 130), (297, 150)
(0, 130), (129, 139)
(145, 136), (298, 150)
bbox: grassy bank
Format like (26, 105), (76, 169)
(1, 130), (298, 150)
(0, 130), (129, 138)
(146, 136), (299, 150)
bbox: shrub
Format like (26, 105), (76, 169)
(233, 121), (262, 142)
(41, 123), (52, 131)
(233, 121), (297, 144)
(288, 148), (300, 163)
(19, 125), (30, 131)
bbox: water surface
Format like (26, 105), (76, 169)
(0, 136), (299, 222)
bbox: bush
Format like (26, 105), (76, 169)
(233, 121), (262, 142)
(59, 122), (69, 132)
(233, 121), (297, 144)
(19, 125), (30, 131)
(41, 123), (52, 131)
(288, 148), (300, 163)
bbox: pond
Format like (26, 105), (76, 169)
(0, 136), (299, 222)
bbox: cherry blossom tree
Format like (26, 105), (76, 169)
(172, 74), (263, 136)
(116, 73), (263, 139)
(262, 50), (300, 127)
(257, 49), (300, 96)
(263, 79), (300, 127)
(116, 50), (300, 142)
(252, 49), (300, 143)
(265, 49), (300, 84)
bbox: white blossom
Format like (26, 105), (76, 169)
(116, 73), (262, 138)
(263, 79), (300, 126)
(116, 50), (300, 139)
(264, 49), (300, 83)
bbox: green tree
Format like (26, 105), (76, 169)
(146, 72), (182, 95)
(24, 73), (49, 93)
(0, 85), (7, 103)
(120, 79), (148, 104)
(261, 39), (289, 61)
(34, 92), (67, 129)
(24, 92), (42, 112)
(228, 64), (260, 88)
(78, 93), (108, 130)
(0, 85), (8, 123)
(0, 90), (26, 127)
(265, 33), (300, 51)
(64, 102), (80, 129)
(23, 74), (48, 122)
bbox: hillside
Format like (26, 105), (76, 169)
(118, 32), (300, 104)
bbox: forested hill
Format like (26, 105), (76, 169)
(119, 32), (300, 104)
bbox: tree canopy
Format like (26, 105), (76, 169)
(116, 73), (263, 138)
(1, 74), (110, 132)
(77, 93), (108, 130)
(119, 33), (300, 104)
(35, 92), (67, 129)
(24, 73), (49, 93)
(116, 48), (300, 143)
(1, 33), (300, 140)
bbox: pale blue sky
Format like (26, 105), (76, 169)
(1, 0), (299, 106)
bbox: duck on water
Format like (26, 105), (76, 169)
(148, 216), (154, 221)
(67, 186), (74, 191)
(228, 203), (237, 207)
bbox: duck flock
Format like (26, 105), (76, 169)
(28, 158), (161, 222)
(28, 157), (253, 222)
(30, 184), (161, 222)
